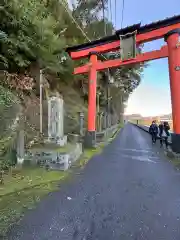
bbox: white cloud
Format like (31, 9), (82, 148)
(125, 81), (171, 117)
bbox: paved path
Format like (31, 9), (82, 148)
(9, 124), (180, 240)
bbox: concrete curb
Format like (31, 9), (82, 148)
(96, 124), (119, 143)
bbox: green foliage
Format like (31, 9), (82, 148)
(85, 19), (114, 39)
(0, 86), (20, 170)
(0, 0), (66, 72)
(0, 149), (17, 171)
(0, 0), (144, 123)
(75, 0), (108, 24)
(0, 167), (68, 236)
(0, 86), (14, 107)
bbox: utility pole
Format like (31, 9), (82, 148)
(101, 0), (107, 36)
(107, 86), (111, 127)
(97, 92), (100, 131)
(105, 77), (110, 129)
(119, 94), (124, 123)
(40, 69), (43, 135)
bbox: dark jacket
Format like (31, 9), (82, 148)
(159, 123), (170, 137)
(149, 124), (158, 135)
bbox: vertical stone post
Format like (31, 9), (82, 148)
(79, 112), (84, 137)
(16, 130), (25, 164)
(85, 53), (97, 148)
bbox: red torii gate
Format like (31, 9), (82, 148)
(66, 15), (180, 152)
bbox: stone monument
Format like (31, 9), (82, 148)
(27, 94), (83, 171)
(47, 95), (67, 146)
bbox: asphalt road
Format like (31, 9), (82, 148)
(8, 124), (180, 240)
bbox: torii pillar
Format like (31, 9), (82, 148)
(165, 29), (180, 152)
(84, 53), (97, 148)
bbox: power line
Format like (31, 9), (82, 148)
(101, 0), (107, 36)
(61, 0), (91, 42)
(61, 0), (109, 62)
(115, 0), (117, 29)
(121, 0), (125, 28)
(109, 0), (113, 25)
(106, 0), (109, 25)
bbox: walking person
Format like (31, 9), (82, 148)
(149, 120), (158, 144)
(159, 121), (170, 149)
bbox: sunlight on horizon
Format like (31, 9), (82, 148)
(125, 79), (171, 117)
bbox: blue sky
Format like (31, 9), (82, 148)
(111, 0), (180, 116)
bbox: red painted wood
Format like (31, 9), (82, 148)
(166, 33), (180, 134)
(88, 54), (97, 131)
(70, 23), (180, 59)
(74, 46), (168, 74)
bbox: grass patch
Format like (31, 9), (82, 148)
(166, 150), (180, 169)
(0, 167), (68, 236)
(79, 143), (105, 168)
(79, 123), (123, 168)
(168, 158), (180, 169)
(30, 142), (74, 153)
(108, 124), (123, 143)
(0, 167), (68, 196)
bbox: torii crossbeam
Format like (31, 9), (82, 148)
(66, 15), (180, 152)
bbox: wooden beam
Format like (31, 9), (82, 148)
(74, 45), (168, 74)
(70, 23), (180, 59)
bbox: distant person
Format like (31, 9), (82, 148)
(149, 120), (158, 144)
(159, 121), (170, 148)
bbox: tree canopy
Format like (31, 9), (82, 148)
(0, 0), (144, 110)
